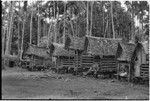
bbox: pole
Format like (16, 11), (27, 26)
(63, 2), (66, 44)
(30, 9), (33, 44)
(5, 1), (15, 56)
(87, 1), (89, 36)
(37, 2), (40, 46)
(90, 1), (93, 36)
(110, 1), (115, 39)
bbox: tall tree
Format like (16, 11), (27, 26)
(110, 1), (115, 39)
(20, 1), (27, 59)
(5, 1), (15, 56)
(90, 1), (93, 36)
(30, 3), (34, 44)
(37, 1), (41, 46)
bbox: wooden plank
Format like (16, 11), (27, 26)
(140, 69), (149, 71)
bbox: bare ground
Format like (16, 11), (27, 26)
(2, 67), (149, 100)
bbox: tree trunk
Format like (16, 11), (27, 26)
(87, 1), (89, 36)
(20, 1), (27, 60)
(2, 28), (6, 56)
(90, 1), (93, 36)
(131, 1), (135, 41)
(20, 17), (25, 60)
(30, 8), (33, 44)
(5, 2), (14, 56)
(18, 20), (20, 57)
(110, 1), (115, 39)
(105, 16), (108, 38)
(70, 21), (75, 37)
(54, 22), (57, 43)
(103, 6), (105, 37)
(37, 4), (40, 46)
(17, 1), (20, 57)
(63, 2), (66, 44)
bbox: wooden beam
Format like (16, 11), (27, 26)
(86, 35), (122, 40)
(128, 63), (131, 82)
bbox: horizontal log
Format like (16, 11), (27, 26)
(141, 64), (149, 66)
(140, 68), (149, 71)
(101, 61), (117, 63)
(100, 66), (117, 68)
(140, 67), (149, 69)
(81, 63), (93, 65)
(101, 63), (117, 65)
(82, 61), (93, 62)
(140, 72), (149, 74)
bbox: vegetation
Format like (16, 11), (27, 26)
(2, 1), (149, 58)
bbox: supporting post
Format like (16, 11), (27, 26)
(117, 62), (120, 80)
(128, 63), (131, 82)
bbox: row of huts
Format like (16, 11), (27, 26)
(24, 35), (149, 80)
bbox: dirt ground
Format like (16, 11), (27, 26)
(2, 67), (149, 100)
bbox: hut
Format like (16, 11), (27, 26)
(131, 41), (149, 79)
(86, 36), (122, 75)
(116, 42), (136, 81)
(52, 43), (76, 71)
(23, 44), (51, 70)
(24, 44), (50, 60)
(64, 35), (90, 71)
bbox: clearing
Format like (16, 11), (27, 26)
(2, 67), (149, 99)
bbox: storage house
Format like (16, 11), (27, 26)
(52, 43), (76, 69)
(117, 42), (136, 81)
(86, 36), (122, 73)
(131, 41), (149, 79)
(23, 44), (51, 70)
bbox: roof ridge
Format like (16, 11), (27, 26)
(86, 35), (122, 40)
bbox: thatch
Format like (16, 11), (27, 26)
(69, 36), (86, 50)
(117, 42), (136, 61)
(25, 44), (50, 59)
(86, 36), (122, 56)
(53, 43), (75, 57)
(141, 41), (149, 54)
(131, 42), (149, 61)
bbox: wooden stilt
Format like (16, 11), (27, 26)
(117, 62), (120, 80)
(128, 63), (131, 82)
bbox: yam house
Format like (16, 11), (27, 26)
(66, 36), (88, 68)
(52, 43), (76, 70)
(23, 44), (51, 69)
(86, 36), (122, 74)
(117, 42), (136, 81)
(131, 41), (149, 79)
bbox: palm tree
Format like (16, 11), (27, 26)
(86, 1), (89, 36)
(5, 1), (15, 56)
(37, 2), (41, 46)
(30, 3), (34, 44)
(20, 1), (27, 60)
(110, 1), (115, 39)
(90, 1), (93, 36)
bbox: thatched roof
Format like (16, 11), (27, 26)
(38, 36), (49, 48)
(86, 36), (122, 56)
(117, 42), (136, 61)
(25, 44), (50, 59)
(53, 43), (75, 57)
(141, 41), (149, 54)
(69, 36), (86, 50)
(131, 41), (149, 60)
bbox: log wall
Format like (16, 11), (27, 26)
(140, 64), (149, 78)
(99, 58), (117, 72)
